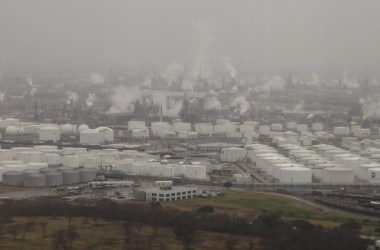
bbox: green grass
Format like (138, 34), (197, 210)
(167, 190), (380, 229)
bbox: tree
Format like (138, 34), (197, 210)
(223, 181), (233, 191)
(51, 229), (68, 250)
(66, 225), (79, 248)
(340, 219), (362, 231)
(39, 221), (48, 239)
(173, 222), (196, 250)
(196, 205), (214, 214)
(22, 220), (36, 238)
(151, 201), (162, 209)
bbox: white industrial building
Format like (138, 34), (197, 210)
(135, 186), (198, 202)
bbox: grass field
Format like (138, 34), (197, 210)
(165, 190), (380, 233)
(0, 217), (257, 250)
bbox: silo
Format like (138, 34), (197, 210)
(42, 153), (61, 166)
(80, 129), (103, 144)
(17, 151), (42, 163)
(26, 162), (48, 170)
(128, 121), (146, 130)
(95, 127), (114, 142)
(195, 123), (214, 134)
(62, 170), (80, 185)
(258, 125), (270, 136)
(0, 149), (12, 161)
(78, 124), (90, 133)
(45, 172), (63, 186)
(23, 173), (46, 187)
(279, 167), (312, 184)
(173, 122), (191, 132)
(321, 167), (354, 184)
(39, 167), (59, 174)
(39, 126), (60, 142)
(79, 168), (97, 182)
(10, 147), (33, 160)
(2, 171), (24, 186)
(60, 124), (73, 134)
(62, 155), (80, 168)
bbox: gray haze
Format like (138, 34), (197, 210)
(0, 0), (379, 77)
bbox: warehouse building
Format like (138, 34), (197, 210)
(134, 186), (197, 202)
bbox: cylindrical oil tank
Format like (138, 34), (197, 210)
(17, 151), (42, 163)
(2, 171), (24, 186)
(45, 172), (63, 186)
(4, 164), (28, 171)
(23, 173), (46, 187)
(79, 168), (97, 182)
(39, 126), (60, 142)
(42, 153), (61, 166)
(62, 155), (80, 168)
(39, 167), (59, 173)
(0, 149), (12, 161)
(26, 162), (48, 170)
(83, 157), (101, 168)
(22, 169), (40, 175)
(62, 170), (80, 185)
(78, 124), (90, 133)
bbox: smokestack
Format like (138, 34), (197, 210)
(160, 105), (163, 122)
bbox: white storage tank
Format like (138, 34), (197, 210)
(296, 124), (308, 133)
(368, 168), (380, 184)
(78, 124), (90, 133)
(96, 127), (114, 143)
(353, 128), (371, 138)
(128, 121), (146, 130)
(79, 168), (97, 182)
(2, 171), (24, 186)
(62, 155), (80, 168)
(5, 126), (23, 136)
(321, 167), (354, 184)
(39, 126), (60, 142)
(42, 153), (61, 166)
(271, 123), (283, 131)
(312, 123), (324, 131)
(240, 124), (255, 134)
(17, 151), (42, 163)
(45, 172), (63, 186)
(195, 123), (213, 134)
(221, 147), (247, 162)
(151, 122), (173, 136)
(23, 173), (46, 187)
(173, 122), (191, 132)
(227, 132), (243, 138)
(357, 163), (380, 180)
(279, 167), (312, 184)
(258, 125), (270, 136)
(0, 149), (12, 161)
(286, 122), (298, 130)
(184, 164), (207, 179)
(80, 129), (103, 144)
(333, 127), (350, 136)
(26, 162), (48, 170)
(83, 156), (101, 168)
(60, 124), (73, 134)
(62, 170), (80, 185)
(131, 129), (149, 139)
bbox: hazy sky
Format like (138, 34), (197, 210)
(0, 0), (379, 77)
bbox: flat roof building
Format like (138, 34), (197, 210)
(134, 186), (197, 202)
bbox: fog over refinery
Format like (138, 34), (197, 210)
(0, 1), (380, 249)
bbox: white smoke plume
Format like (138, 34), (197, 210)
(191, 19), (214, 79)
(143, 76), (152, 88)
(204, 96), (222, 111)
(108, 85), (141, 113)
(0, 90), (5, 102)
(161, 62), (184, 81)
(293, 100), (305, 112)
(260, 75), (287, 93)
(90, 72), (105, 84)
(150, 92), (182, 117)
(27, 77), (33, 87)
(342, 71), (359, 89)
(223, 57), (237, 78)
(369, 78), (380, 86)
(181, 79), (195, 92)
(27, 76), (37, 95)
(65, 91), (78, 104)
(231, 96), (250, 115)
(359, 96), (380, 119)
(306, 72), (320, 86)
(86, 93), (97, 107)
